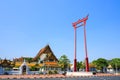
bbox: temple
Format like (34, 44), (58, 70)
(0, 45), (60, 74)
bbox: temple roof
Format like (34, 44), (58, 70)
(33, 45), (58, 61)
(0, 59), (13, 68)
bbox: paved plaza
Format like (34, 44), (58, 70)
(0, 76), (120, 80)
(0, 74), (120, 80)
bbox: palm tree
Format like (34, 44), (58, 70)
(59, 55), (70, 71)
(77, 61), (85, 71)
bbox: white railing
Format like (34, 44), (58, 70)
(6, 71), (20, 75)
(28, 71), (39, 74)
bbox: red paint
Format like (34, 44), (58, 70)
(72, 15), (89, 72)
(74, 59), (77, 72)
(85, 57), (89, 72)
(84, 22), (89, 72)
(73, 25), (77, 72)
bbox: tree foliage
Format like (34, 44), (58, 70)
(77, 61), (85, 71)
(24, 57), (33, 63)
(110, 58), (120, 69)
(58, 55), (70, 71)
(92, 58), (108, 72)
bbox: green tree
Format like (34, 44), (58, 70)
(25, 57), (33, 63)
(77, 61), (85, 71)
(59, 55), (70, 71)
(110, 58), (120, 70)
(30, 66), (36, 71)
(92, 60), (98, 69)
(92, 58), (108, 73)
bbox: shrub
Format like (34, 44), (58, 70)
(39, 71), (43, 74)
(53, 70), (58, 74)
(4, 72), (9, 75)
(48, 70), (53, 74)
(93, 71), (96, 75)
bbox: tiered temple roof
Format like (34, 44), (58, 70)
(13, 45), (59, 68)
(33, 45), (58, 62)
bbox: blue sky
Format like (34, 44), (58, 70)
(0, 0), (120, 63)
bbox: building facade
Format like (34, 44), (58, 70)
(0, 45), (60, 74)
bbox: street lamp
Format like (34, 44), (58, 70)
(72, 15), (89, 72)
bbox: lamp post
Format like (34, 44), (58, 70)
(72, 15), (89, 72)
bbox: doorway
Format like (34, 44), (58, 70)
(22, 65), (26, 74)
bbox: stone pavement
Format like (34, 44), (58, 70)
(0, 73), (120, 80)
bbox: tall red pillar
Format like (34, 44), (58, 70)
(73, 26), (77, 72)
(84, 21), (89, 72)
